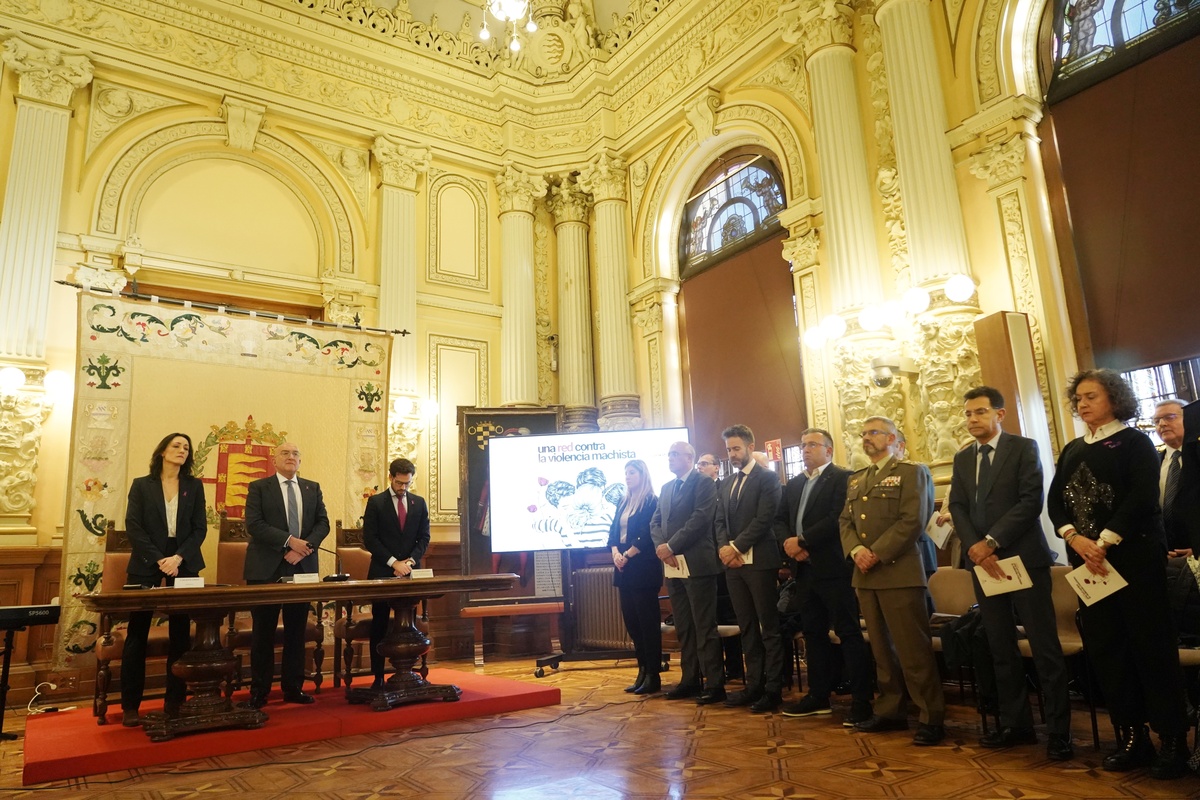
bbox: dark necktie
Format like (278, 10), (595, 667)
(796, 474), (818, 539)
(729, 472), (745, 513)
(972, 444), (993, 531)
(286, 479), (300, 538)
(1164, 450), (1182, 526)
(674, 478), (684, 501)
(397, 491), (407, 530)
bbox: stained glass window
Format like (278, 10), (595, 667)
(679, 155), (785, 276)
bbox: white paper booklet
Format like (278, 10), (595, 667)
(663, 554), (690, 579)
(925, 515), (954, 549)
(973, 555), (1033, 596)
(1065, 560), (1128, 606)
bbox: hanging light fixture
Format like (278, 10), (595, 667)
(479, 0), (537, 51)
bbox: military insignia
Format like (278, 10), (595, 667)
(849, 478), (860, 491)
(880, 475), (902, 487)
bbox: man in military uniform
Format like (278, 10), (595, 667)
(839, 416), (946, 746)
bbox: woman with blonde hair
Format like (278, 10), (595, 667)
(608, 459), (663, 695)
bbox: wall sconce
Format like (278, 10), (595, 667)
(0, 367), (25, 395)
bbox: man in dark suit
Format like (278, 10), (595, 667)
(715, 424), (783, 712)
(1153, 399), (1190, 555)
(1183, 400), (1200, 555)
(948, 387), (1072, 760)
(243, 441), (330, 708)
(651, 441), (724, 704)
(775, 428), (872, 726)
(362, 457), (431, 687)
(840, 416), (945, 745)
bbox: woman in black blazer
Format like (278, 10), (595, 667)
(608, 459), (663, 695)
(121, 432), (207, 727)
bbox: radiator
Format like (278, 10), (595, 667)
(573, 567), (633, 650)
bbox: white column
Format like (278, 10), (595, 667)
(549, 176), (598, 431)
(874, 0), (972, 285)
(0, 37), (93, 361)
(780, 0), (882, 312)
(496, 165), (547, 407)
(372, 137), (430, 401)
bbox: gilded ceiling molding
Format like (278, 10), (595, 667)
(87, 80), (185, 163)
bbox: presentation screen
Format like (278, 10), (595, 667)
(488, 427), (689, 553)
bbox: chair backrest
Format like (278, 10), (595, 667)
(927, 566), (976, 616)
(101, 519), (133, 592)
(1049, 565), (1083, 651)
(217, 510), (251, 586)
(335, 520), (370, 580)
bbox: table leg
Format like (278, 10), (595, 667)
(139, 608), (268, 741)
(346, 598), (461, 711)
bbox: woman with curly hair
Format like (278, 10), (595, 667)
(608, 459), (663, 695)
(1047, 369), (1188, 779)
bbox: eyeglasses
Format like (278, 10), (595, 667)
(860, 429), (888, 438)
(696, 460), (715, 466)
(1153, 413), (1181, 426)
(799, 442), (827, 449)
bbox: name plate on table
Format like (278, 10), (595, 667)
(173, 577), (204, 589)
(293, 572), (321, 584)
(410, 568), (434, 579)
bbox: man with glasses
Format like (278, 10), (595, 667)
(1153, 399), (1191, 556)
(651, 441), (724, 703)
(696, 454), (721, 481)
(947, 387), (1072, 761)
(775, 428), (872, 727)
(839, 417), (945, 745)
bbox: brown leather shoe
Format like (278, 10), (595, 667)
(121, 709), (141, 727)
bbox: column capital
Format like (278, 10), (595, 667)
(1, 35), (93, 107)
(783, 228), (821, 271)
(578, 151), (627, 203)
(373, 135), (431, 191)
(968, 134), (1027, 189)
(549, 177), (593, 224)
(496, 164), (548, 214)
(779, 0), (855, 57)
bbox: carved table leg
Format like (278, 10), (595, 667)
(346, 597), (460, 711)
(139, 608), (268, 741)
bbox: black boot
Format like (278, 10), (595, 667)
(1102, 725), (1155, 771)
(625, 668), (646, 693)
(1149, 734), (1189, 779)
(634, 671), (661, 695)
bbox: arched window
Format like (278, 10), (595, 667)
(678, 150), (785, 279)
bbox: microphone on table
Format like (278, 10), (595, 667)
(316, 545), (350, 582)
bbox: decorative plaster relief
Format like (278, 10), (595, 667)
(496, 164), (549, 214)
(0, 391), (52, 526)
(511, 117), (602, 155)
(221, 97), (266, 151)
(534, 208), (555, 407)
(87, 80), (184, 163)
(746, 46), (811, 119)
(548, 175), (592, 225)
(427, 334), (489, 523)
(968, 134), (1026, 188)
(641, 129), (698, 281)
(372, 135), (431, 191)
(796, 269), (830, 429)
(832, 335), (908, 471)
(910, 311), (982, 465)
(578, 151), (628, 203)
(0, 34), (93, 107)
(628, 140), (669, 225)
(976, 0), (1005, 104)
(779, 0), (854, 54)
(301, 134), (371, 212)
(683, 87), (722, 142)
(428, 171), (489, 291)
(944, 0), (966, 50)
(714, 105), (806, 201)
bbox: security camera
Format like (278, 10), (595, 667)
(870, 365), (894, 388)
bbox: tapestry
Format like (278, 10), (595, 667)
(57, 292), (391, 668)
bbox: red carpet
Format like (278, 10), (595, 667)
(23, 669), (560, 785)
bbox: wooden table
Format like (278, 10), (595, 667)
(81, 574), (517, 741)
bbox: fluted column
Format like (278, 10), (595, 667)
(373, 136), (430, 458)
(578, 152), (641, 430)
(0, 37), (93, 361)
(874, 0), (972, 285)
(780, 0), (882, 312)
(549, 177), (598, 432)
(496, 165), (547, 407)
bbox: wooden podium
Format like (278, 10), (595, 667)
(81, 574), (517, 741)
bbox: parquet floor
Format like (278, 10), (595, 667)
(2, 659), (1198, 798)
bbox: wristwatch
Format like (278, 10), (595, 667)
(985, 535), (999, 550)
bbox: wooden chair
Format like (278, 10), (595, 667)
(332, 520), (429, 688)
(93, 521), (176, 725)
(215, 511), (324, 693)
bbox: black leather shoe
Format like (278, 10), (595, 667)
(625, 668), (647, 694)
(1103, 725), (1155, 771)
(121, 709), (141, 727)
(855, 715), (909, 733)
(842, 701), (874, 728)
(664, 684), (703, 700)
(979, 726), (1038, 748)
(749, 693), (782, 713)
(695, 688), (727, 705)
(913, 723), (946, 746)
(634, 673), (661, 695)
(282, 690), (315, 705)
(1149, 734), (1189, 779)
(724, 689), (763, 708)
(241, 693), (268, 710)
(1046, 733), (1075, 762)
(370, 676), (386, 690)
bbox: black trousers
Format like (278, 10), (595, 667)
(619, 585), (662, 675)
(248, 578), (310, 696)
(666, 574), (724, 689)
(121, 571), (193, 711)
(726, 567), (783, 695)
(1079, 537), (1188, 735)
(799, 577), (873, 705)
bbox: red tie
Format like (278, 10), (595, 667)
(397, 492), (407, 530)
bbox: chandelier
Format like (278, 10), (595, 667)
(479, 0), (538, 51)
